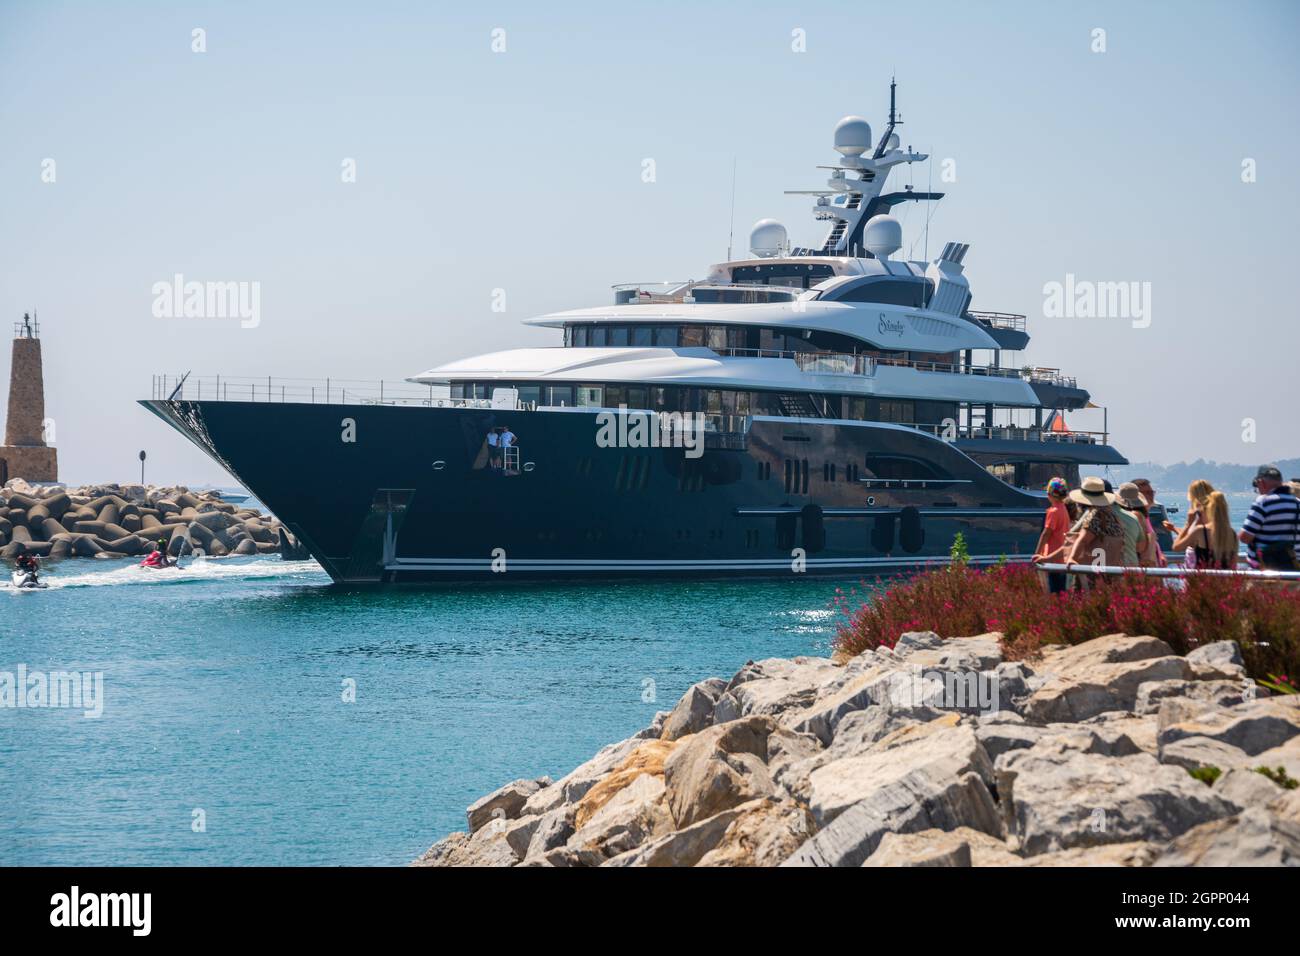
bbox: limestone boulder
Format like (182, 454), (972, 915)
(783, 663), (947, 745)
(413, 823), (517, 867)
(662, 716), (776, 827)
(603, 801), (760, 867)
(784, 771), (1000, 867)
(1157, 696), (1300, 758)
(1021, 634), (1192, 723)
(659, 678), (726, 741)
(573, 738), (675, 828)
(807, 718), (995, 826)
(1186, 640), (1245, 676)
(1135, 678), (1256, 716)
(725, 657), (843, 720)
(996, 746), (1235, 856)
(520, 805), (575, 863)
(863, 827), (1021, 867)
(695, 798), (815, 867)
(1153, 806), (1300, 866)
(564, 772), (674, 861)
(466, 775), (551, 833)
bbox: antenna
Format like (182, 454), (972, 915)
(725, 156), (737, 261)
(873, 75), (901, 160)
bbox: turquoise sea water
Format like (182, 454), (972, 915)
(0, 491), (1265, 866)
(1, 558), (842, 865)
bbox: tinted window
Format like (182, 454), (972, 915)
(835, 279), (932, 307)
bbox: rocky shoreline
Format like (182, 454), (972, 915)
(0, 478), (309, 561)
(415, 632), (1300, 867)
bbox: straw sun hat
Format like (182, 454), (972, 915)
(1068, 475), (1116, 507)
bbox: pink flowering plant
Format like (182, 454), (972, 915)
(832, 564), (1300, 682)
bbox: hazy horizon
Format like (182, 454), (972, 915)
(2, 0), (1298, 486)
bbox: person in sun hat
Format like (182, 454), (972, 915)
(1240, 465), (1300, 571)
(1033, 477), (1073, 593)
(1115, 482), (1156, 567)
(1064, 476), (1128, 574)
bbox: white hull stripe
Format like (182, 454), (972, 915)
(386, 555), (1020, 572)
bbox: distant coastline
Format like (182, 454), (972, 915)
(1110, 458), (1300, 493)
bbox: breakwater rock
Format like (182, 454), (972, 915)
(0, 478), (308, 562)
(415, 633), (1300, 867)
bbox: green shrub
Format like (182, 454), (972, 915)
(1254, 766), (1299, 790)
(1188, 766), (1222, 787)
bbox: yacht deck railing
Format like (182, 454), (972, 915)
(714, 348), (1076, 387)
(151, 374), (514, 409)
(912, 422), (1109, 446)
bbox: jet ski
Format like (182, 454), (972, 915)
(11, 568), (47, 589)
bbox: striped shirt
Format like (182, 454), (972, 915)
(1242, 487), (1300, 566)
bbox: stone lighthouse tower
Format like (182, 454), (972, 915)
(0, 313), (58, 484)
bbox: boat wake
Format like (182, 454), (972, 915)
(5, 556), (327, 591)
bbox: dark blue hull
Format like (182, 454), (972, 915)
(141, 399), (1065, 584)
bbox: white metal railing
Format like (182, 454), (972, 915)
(152, 374), (534, 410)
(968, 311), (1027, 332)
(1037, 563), (1300, 582)
(913, 422), (1108, 445)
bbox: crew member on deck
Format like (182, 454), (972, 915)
(499, 426), (517, 475)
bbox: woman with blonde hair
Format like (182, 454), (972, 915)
(1173, 486), (1237, 569)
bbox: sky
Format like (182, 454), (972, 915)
(1, 0), (1297, 486)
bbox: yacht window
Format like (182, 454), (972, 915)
(705, 390), (723, 414)
(471, 384), (490, 399)
(450, 384), (465, 399)
(706, 326), (726, 351)
(627, 386), (648, 409)
(865, 456), (938, 480)
(609, 327), (630, 347)
(632, 326), (652, 347)
(846, 397), (867, 420)
(545, 385), (573, 407)
(589, 327), (608, 347)
(605, 385), (626, 407)
(576, 385), (604, 407)
(572, 326), (589, 347)
(880, 400), (915, 424)
(680, 326), (705, 347)
(835, 279), (932, 308)
(517, 385), (540, 406)
(653, 326), (676, 347)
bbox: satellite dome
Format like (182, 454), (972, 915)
(833, 116), (873, 157)
(862, 214), (902, 259)
(886, 132), (900, 151)
(749, 219), (788, 258)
